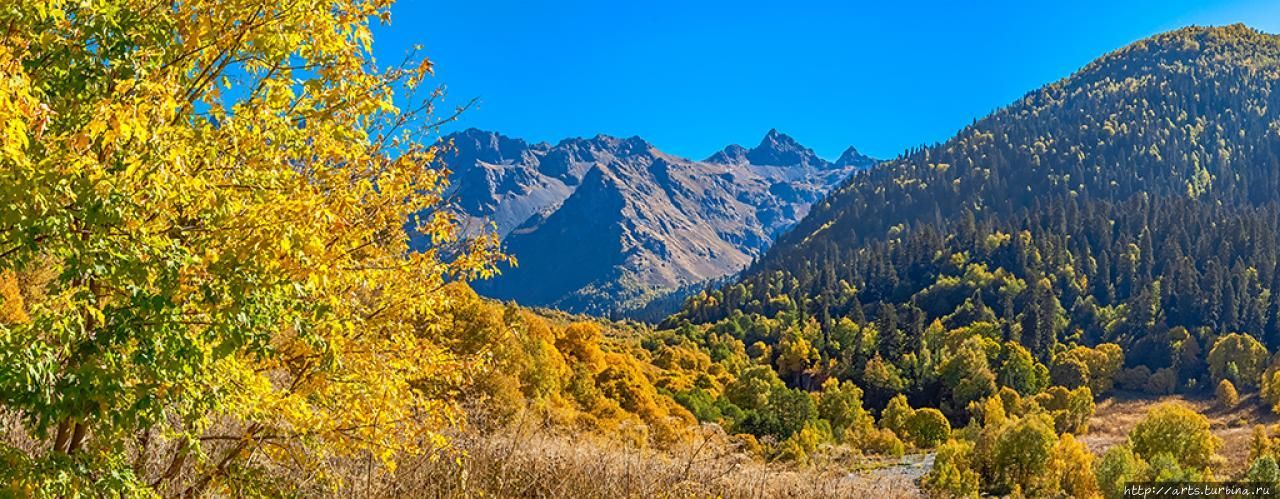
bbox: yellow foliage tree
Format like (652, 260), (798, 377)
(0, 0), (506, 494)
(1208, 333), (1269, 389)
(1129, 402), (1222, 474)
(558, 322), (608, 370)
(1052, 433), (1100, 498)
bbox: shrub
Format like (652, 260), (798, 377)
(1128, 402), (1221, 472)
(857, 427), (906, 457)
(1144, 367), (1177, 395)
(1216, 379), (1240, 408)
(1116, 366), (1152, 391)
(906, 408), (952, 449)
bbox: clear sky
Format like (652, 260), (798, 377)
(372, 0), (1280, 161)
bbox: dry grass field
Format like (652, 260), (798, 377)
(383, 422), (924, 498)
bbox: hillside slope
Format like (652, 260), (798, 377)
(674, 24), (1280, 396)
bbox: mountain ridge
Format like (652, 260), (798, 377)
(432, 128), (875, 317)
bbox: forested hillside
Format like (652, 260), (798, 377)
(672, 24), (1280, 391)
(643, 24), (1280, 495)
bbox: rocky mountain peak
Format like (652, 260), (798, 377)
(444, 128), (535, 165)
(834, 145), (875, 168)
(745, 129), (826, 168)
(705, 144), (750, 165)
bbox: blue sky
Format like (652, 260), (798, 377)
(372, 0), (1280, 160)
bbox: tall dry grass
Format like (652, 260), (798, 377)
(4, 408), (923, 497)
(362, 416), (921, 498)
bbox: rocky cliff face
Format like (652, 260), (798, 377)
(428, 128), (874, 317)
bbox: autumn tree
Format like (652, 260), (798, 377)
(0, 0), (505, 494)
(817, 378), (873, 443)
(1208, 333), (1269, 389)
(1095, 445), (1149, 499)
(1128, 402), (1222, 473)
(922, 439), (980, 497)
(1052, 343), (1124, 394)
(905, 408), (951, 448)
(988, 414), (1059, 495)
(1053, 433), (1100, 498)
(997, 341), (1049, 395)
(775, 329), (816, 384)
(880, 394), (915, 437)
(939, 336), (998, 413)
(1032, 386), (1095, 434)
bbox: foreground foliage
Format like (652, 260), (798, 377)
(0, 0), (507, 495)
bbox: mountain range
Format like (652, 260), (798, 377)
(431, 128), (874, 317)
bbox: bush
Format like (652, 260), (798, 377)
(906, 408), (952, 448)
(1144, 367), (1177, 395)
(1216, 379), (1240, 408)
(1116, 366), (1152, 391)
(857, 427), (906, 457)
(1129, 402), (1221, 472)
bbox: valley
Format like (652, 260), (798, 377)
(5, 2), (1280, 497)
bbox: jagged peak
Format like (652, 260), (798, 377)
(555, 134), (653, 156)
(834, 146), (875, 168)
(756, 128), (803, 151)
(706, 144), (749, 164)
(439, 127), (533, 164)
(745, 129), (824, 167)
